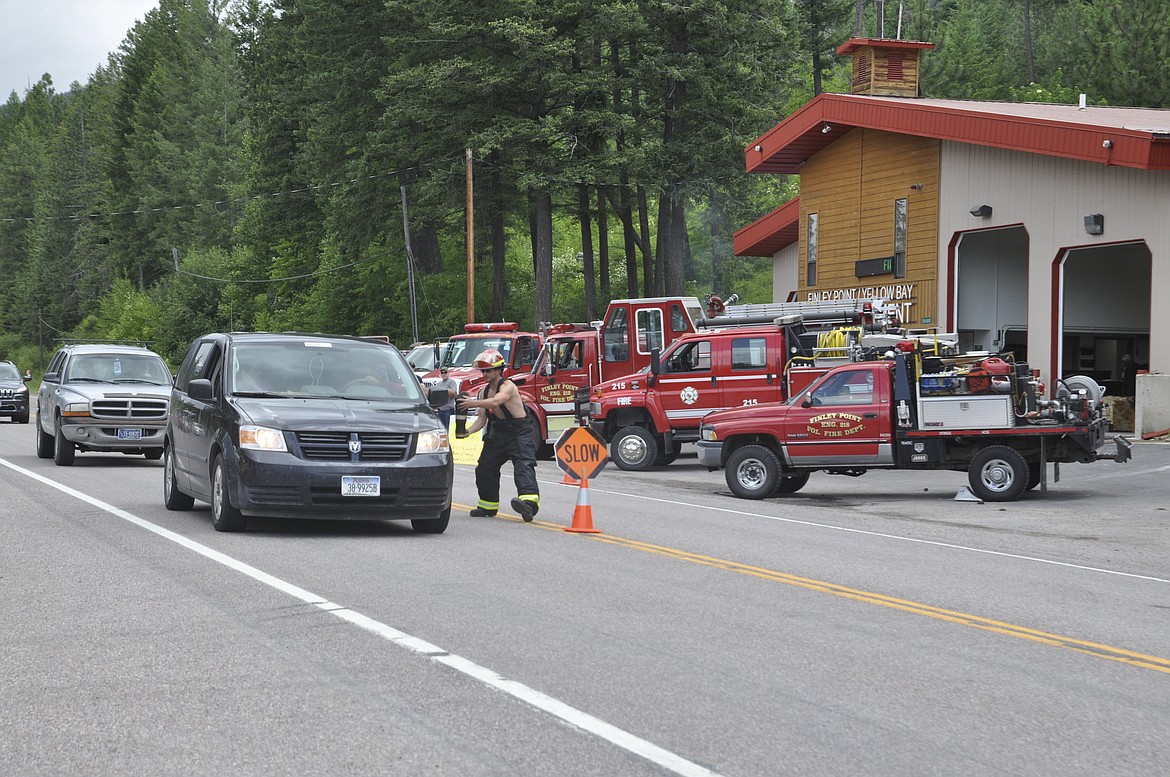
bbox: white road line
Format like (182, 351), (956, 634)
(1, 458), (719, 777)
(545, 477), (1170, 586)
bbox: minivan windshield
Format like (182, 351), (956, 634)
(230, 340), (423, 401)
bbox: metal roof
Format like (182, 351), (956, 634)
(746, 93), (1170, 175)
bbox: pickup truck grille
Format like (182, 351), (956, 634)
(90, 398), (169, 420)
(294, 431), (411, 462)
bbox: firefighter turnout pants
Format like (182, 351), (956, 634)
(474, 416), (540, 515)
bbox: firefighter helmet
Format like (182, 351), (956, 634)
(473, 349), (506, 370)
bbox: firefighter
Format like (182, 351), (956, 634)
(457, 348), (540, 521)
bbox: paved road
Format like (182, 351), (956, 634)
(1, 416), (1167, 776)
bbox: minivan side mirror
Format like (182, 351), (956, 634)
(188, 378), (214, 401)
(427, 387), (449, 408)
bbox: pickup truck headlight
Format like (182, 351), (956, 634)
(416, 429), (450, 454)
(239, 425), (287, 451)
(700, 425), (718, 442)
(62, 402), (91, 417)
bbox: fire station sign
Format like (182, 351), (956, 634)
(555, 426), (609, 481)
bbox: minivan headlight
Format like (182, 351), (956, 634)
(239, 425), (287, 451)
(416, 429), (450, 454)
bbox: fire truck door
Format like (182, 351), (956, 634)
(657, 338), (717, 431)
(721, 334), (785, 410)
(782, 367), (893, 466)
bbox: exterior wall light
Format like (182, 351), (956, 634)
(969, 204), (992, 218)
(821, 123), (832, 134)
(1084, 214), (1104, 235)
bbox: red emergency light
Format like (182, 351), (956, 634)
(464, 322), (519, 333)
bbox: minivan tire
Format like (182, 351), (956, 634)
(211, 456), (248, 532)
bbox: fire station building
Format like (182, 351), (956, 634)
(735, 38), (1170, 437)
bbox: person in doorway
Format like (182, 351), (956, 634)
(457, 349), (540, 521)
(432, 368), (459, 430)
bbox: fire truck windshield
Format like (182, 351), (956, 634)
(442, 338), (514, 368)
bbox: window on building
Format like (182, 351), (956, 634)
(807, 213), (818, 286)
(894, 198), (907, 279)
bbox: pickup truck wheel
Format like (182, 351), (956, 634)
(412, 507), (451, 534)
(772, 471), (811, 495)
(1026, 463), (1043, 491)
(36, 414), (53, 459)
(726, 444), (781, 499)
(163, 444), (195, 511)
(211, 456), (249, 532)
(968, 445), (1029, 502)
(53, 416), (75, 466)
(611, 426), (657, 471)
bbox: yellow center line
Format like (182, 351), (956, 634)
(454, 503), (1170, 675)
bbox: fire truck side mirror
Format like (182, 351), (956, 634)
(649, 347), (661, 385)
(541, 359), (556, 377)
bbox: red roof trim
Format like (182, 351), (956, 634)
(733, 198), (800, 257)
(745, 93), (1170, 174)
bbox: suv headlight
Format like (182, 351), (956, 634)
(416, 429), (450, 454)
(239, 425), (287, 451)
(700, 425), (718, 442)
(62, 402), (91, 417)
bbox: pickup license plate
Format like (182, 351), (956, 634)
(341, 476), (381, 497)
(117, 428), (143, 440)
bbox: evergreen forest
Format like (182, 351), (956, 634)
(1, 0), (1166, 369)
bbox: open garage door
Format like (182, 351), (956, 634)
(955, 226), (1029, 358)
(1057, 243), (1151, 409)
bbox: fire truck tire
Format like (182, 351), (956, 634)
(726, 444), (781, 499)
(653, 443), (679, 466)
(611, 426), (658, 471)
(968, 445), (1029, 502)
(772, 470), (811, 495)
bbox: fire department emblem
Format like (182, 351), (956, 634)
(680, 386), (699, 405)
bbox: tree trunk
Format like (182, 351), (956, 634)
(529, 188), (554, 331)
(596, 184), (610, 301)
(637, 185), (653, 296)
(488, 157), (506, 321)
(617, 177), (639, 297)
(577, 184), (597, 321)
(1023, 0), (1035, 85)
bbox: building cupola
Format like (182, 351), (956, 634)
(836, 38), (936, 98)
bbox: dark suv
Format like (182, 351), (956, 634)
(164, 332), (454, 533)
(0, 360), (30, 423)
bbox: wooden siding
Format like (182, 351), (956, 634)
(798, 129), (941, 325)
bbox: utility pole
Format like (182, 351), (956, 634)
(466, 148), (475, 325)
(400, 184), (420, 344)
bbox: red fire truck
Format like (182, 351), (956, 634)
(420, 322), (542, 397)
(696, 337), (1131, 502)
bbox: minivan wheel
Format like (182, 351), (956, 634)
(163, 445), (195, 511)
(211, 456), (248, 532)
(412, 507), (451, 534)
(53, 416), (75, 466)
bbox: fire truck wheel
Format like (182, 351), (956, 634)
(611, 426), (658, 471)
(772, 470), (810, 495)
(726, 444), (781, 499)
(968, 445), (1029, 502)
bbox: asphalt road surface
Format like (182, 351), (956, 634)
(2, 415), (1168, 776)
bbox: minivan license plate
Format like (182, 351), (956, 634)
(341, 476), (380, 497)
(118, 428), (143, 440)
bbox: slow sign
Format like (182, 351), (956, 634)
(554, 426), (609, 481)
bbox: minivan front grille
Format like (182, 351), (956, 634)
(90, 398), (168, 420)
(294, 431), (411, 462)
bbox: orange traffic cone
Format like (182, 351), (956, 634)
(565, 478), (602, 534)
(560, 468), (579, 485)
